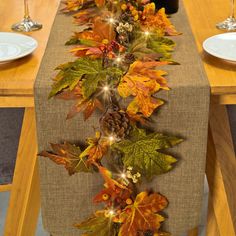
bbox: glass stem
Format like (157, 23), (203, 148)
(231, 0), (235, 18)
(24, 0), (30, 19)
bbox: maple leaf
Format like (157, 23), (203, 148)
(39, 142), (91, 175)
(93, 165), (131, 207)
(127, 95), (164, 117)
(118, 191), (168, 236)
(70, 41), (125, 59)
(49, 58), (94, 98)
(49, 58), (122, 99)
(97, 165), (128, 191)
(94, 0), (105, 7)
(80, 132), (109, 165)
(61, 0), (85, 12)
(118, 61), (169, 117)
(67, 97), (104, 120)
(128, 36), (162, 61)
(54, 82), (104, 120)
(75, 211), (117, 236)
(73, 8), (99, 26)
(141, 4), (180, 36)
(67, 16), (115, 47)
(70, 45), (103, 58)
(112, 128), (183, 180)
(147, 36), (176, 61)
(55, 84), (83, 100)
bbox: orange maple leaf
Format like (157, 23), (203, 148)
(66, 97), (104, 120)
(61, 0), (84, 12)
(141, 3), (180, 36)
(93, 166), (131, 207)
(80, 132), (109, 165)
(39, 142), (90, 175)
(127, 95), (164, 117)
(55, 84), (83, 100)
(118, 61), (169, 117)
(72, 16), (115, 45)
(118, 191), (168, 236)
(97, 165), (128, 190)
(94, 0), (105, 7)
(70, 41), (125, 59)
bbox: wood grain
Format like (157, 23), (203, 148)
(0, 0), (60, 97)
(0, 184), (12, 192)
(183, 0), (236, 95)
(3, 108), (40, 236)
(0, 96), (34, 107)
(206, 103), (236, 235)
(206, 196), (220, 236)
(212, 94), (236, 105)
(19, 161), (40, 236)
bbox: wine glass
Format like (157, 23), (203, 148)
(216, 0), (236, 31)
(11, 0), (42, 32)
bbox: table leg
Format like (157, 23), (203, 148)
(3, 108), (40, 236)
(206, 195), (220, 236)
(206, 103), (236, 236)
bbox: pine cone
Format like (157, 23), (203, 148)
(100, 110), (131, 139)
(124, 53), (135, 65)
(144, 230), (154, 236)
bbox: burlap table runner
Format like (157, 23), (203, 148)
(34, 1), (210, 235)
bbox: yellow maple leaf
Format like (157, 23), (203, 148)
(61, 0), (84, 12)
(80, 132), (109, 165)
(118, 61), (169, 117)
(118, 191), (168, 236)
(127, 95), (164, 117)
(141, 4), (180, 36)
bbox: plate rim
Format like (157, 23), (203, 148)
(203, 32), (236, 62)
(0, 32), (38, 62)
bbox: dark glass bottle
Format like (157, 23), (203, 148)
(153, 0), (179, 14)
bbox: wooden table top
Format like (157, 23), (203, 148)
(183, 0), (236, 96)
(0, 0), (59, 97)
(0, 0), (235, 99)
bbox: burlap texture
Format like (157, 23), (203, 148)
(34, 1), (210, 235)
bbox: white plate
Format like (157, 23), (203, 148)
(203, 32), (236, 62)
(0, 32), (38, 62)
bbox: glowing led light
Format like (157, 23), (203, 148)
(108, 136), (115, 142)
(103, 86), (109, 91)
(121, 173), (126, 179)
(108, 18), (115, 24)
(109, 210), (115, 216)
(144, 31), (150, 36)
(116, 56), (122, 63)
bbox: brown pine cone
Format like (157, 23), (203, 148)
(124, 53), (135, 65)
(100, 110), (131, 139)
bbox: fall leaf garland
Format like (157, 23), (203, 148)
(40, 0), (184, 235)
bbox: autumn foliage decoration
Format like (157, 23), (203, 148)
(40, 0), (183, 235)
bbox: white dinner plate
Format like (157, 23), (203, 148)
(0, 32), (38, 62)
(203, 32), (236, 62)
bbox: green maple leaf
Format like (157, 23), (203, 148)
(39, 142), (91, 175)
(112, 128), (183, 180)
(65, 37), (80, 45)
(82, 64), (123, 99)
(128, 36), (162, 61)
(75, 211), (117, 236)
(147, 36), (176, 60)
(49, 58), (123, 99)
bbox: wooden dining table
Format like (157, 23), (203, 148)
(0, 0), (236, 235)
